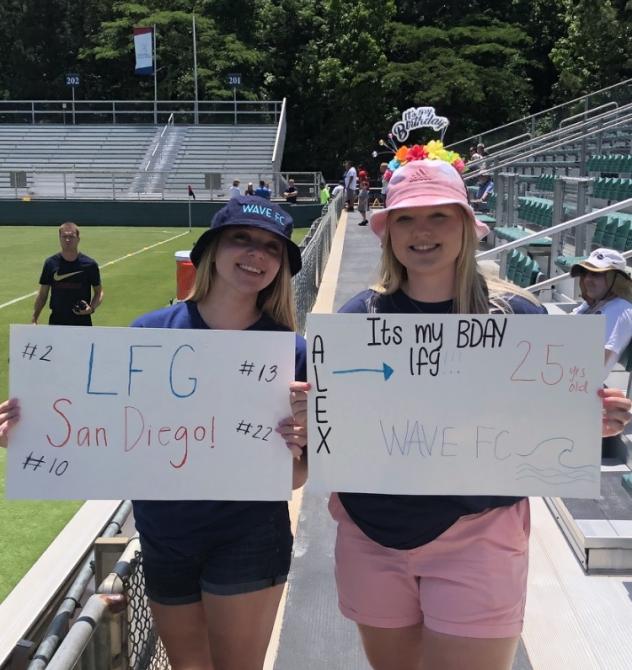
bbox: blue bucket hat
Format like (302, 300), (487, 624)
(190, 195), (302, 275)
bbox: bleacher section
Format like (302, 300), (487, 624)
(0, 123), (280, 200)
(0, 125), (157, 197)
(163, 125), (278, 198)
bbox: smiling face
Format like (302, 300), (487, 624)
(579, 269), (612, 305)
(387, 204), (464, 286)
(213, 226), (284, 296)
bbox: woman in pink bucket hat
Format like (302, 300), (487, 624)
(320, 147), (632, 670)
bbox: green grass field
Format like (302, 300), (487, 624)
(0, 224), (307, 601)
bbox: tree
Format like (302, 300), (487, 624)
(383, 17), (534, 145)
(550, 0), (631, 99)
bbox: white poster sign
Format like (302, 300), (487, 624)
(7, 325), (296, 500)
(307, 313), (605, 498)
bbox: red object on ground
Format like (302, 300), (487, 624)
(175, 251), (196, 300)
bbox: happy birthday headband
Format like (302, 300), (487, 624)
(372, 107), (465, 182)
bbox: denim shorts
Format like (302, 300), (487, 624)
(139, 506), (293, 605)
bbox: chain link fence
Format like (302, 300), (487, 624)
(293, 192), (343, 333)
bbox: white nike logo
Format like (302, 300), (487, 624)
(53, 271), (82, 281)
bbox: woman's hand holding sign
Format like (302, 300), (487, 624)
(0, 398), (20, 449)
(277, 381), (311, 489)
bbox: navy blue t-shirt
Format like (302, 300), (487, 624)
(131, 301), (306, 550)
(338, 288), (547, 550)
(39, 252), (101, 325)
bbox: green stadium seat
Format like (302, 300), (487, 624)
(613, 220), (631, 252)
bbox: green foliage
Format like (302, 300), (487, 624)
(0, 0), (629, 176)
(550, 0), (631, 98)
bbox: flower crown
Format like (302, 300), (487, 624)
(380, 140), (465, 183)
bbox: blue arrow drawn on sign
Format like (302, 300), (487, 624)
(332, 362), (394, 381)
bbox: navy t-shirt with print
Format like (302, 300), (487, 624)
(337, 288), (547, 550)
(131, 301), (307, 551)
(39, 252), (101, 325)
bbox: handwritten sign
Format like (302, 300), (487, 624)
(7, 325), (296, 500)
(307, 313), (605, 498)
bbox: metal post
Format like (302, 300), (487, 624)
(188, 197), (192, 232)
(495, 173), (505, 227)
(112, 101), (115, 124)
(192, 14), (199, 125)
(71, 89), (76, 125)
(153, 25), (158, 124)
(233, 87), (237, 125)
(505, 174), (517, 227)
(575, 178), (589, 256)
(550, 179), (565, 275)
(31, 101), (35, 124)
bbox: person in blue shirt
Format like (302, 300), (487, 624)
(1, 196), (307, 670)
(289, 148), (631, 670)
(255, 179), (271, 199)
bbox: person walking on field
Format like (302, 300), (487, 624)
(32, 221), (103, 326)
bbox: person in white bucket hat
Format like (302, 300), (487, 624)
(571, 248), (632, 374)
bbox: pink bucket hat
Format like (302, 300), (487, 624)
(370, 159), (490, 240)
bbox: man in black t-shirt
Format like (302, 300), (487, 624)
(283, 178), (298, 204)
(32, 222), (103, 326)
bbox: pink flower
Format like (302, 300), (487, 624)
(384, 169), (393, 182)
(452, 158), (465, 173)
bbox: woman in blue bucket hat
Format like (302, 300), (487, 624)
(1, 195), (308, 670)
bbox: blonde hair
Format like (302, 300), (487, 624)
(188, 231), (297, 330)
(372, 207), (540, 314)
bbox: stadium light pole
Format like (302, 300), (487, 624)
(192, 14), (199, 125)
(153, 24), (158, 124)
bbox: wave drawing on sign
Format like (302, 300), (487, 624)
(515, 437), (598, 484)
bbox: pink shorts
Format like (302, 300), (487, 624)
(329, 494), (530, 638)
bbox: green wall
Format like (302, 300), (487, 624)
(0, 200), (322, 229)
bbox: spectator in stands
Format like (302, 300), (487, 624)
(468, 145), (482, 163)
(283, 178), (298, 204)
(245, 182), (255, 196)
(229, 179), (241, 199)
(0, 196), (308, 669)
(357, 181), (370, 226)
(477, 142), (489, 168)
(471, 172), (494, 211)
(320, 183), (331, 205)
(255, 179), (271, 199)
(331, 180), (345, 198)
(32, 221), (103, 326)
(571, 249), (632, 375)
(344, 160), (358, 212)
(289, 149), (632, 670)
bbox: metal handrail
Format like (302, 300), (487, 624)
(465, 109), (632, 182)
(25, 503), (133, 670)
(448, 78), (632, 151)
(476, 197), (632, 260)
(559, 102), (618, 128)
